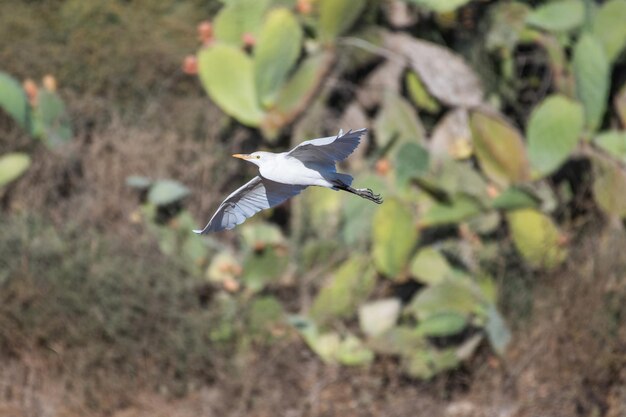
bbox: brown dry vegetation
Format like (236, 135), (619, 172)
(1, 226), (625, 417)
(1, 1), (626, 416)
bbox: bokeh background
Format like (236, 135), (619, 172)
(1, 0), (626, 416)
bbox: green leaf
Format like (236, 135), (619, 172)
(407, 279), (486, 321)
(405, 0), (472, 13)
(240, 222), (285, 249)
(527, 95), (584, 177)
(341, 175), (384, 246)
(318, 0), (366, 43)
(248, 296), (284, 338)
(595, 131), (626, 163)
(526, 0), (584, 32)
(420, 194), (483, 227)
(491, 187), (540, 210)
(405, 71), (440, 114)
(573, 33), (609, 132)
(198, 44), (265, 126)
(592, 0), (626, 62)
(264, 52), (331, 138)
(414, 313), (467, 337)
(307, 332), (341, 363)
(213, 0), (270, 46)
(0, 153), (31, 188)
(470, 110), (530, 187)
(206, 251), (240, 283)
(591, 155), (626, 217)
(242, 247), (288, 291)
(485, 305), (511, 355)
(35, 90), (72, 147)
(394, 142), (430, 187)
(372, 198), (418, 277)
(274, 52), (330, 115)
(486, 2), (531, 52)
(374, 91), (425, 148)
(310, 256), (376, 324)
(0, 71), (29, 129)
(409, 247), (452, 285)
(402, 347), (459, 380)
(369, 326), (427, 356)
(293, 319), (374, 366)
(506, 208), (567, 269)
(254, 8), (302, 107)
(147, 180), (190, 206)
(358, 298), (402, 338)
(336, 334), (374, 366)
(466, 211), (501, 235)
(125, 175), (152, 190)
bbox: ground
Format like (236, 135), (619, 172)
(2, 229), (624, 417)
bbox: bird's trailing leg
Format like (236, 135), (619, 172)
(332, 181), (383, 204)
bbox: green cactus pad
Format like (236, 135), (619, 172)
(591, 155), (626, 218)
(470, 110), (530, 187)
(147, 179), (190, 206)
(405, 71), (440, 114)
(573, 33), (609, 133)
(407, 279), (486, 321)
(336, 334), (374, 366)
(592, 0), (626, 63)
(213, 0), (270, 46)
(372, 198), (419, 278)
(409, 247), (452, 285)
(506, 208), (567, 269)
(491, 187), (540, 210)
(242, 246), (288, 291)
(594, 131), (626, 163)
(254, 8), (303, 108)
(414, 313), (467, 337)
(0, 72), (29, 129)
(527, 94), (584, 177)
(318, 0), (366, 43)
(310, 256), (376, 324)
(36, 90), (73, 148)
(420, 194), (483, 227)
(198, 44), (265, 126)
(261, 52), (333, 138)
(525, 0), (584, 33)
(358, 298), (402, 338)
(374, 91), (425, 147)
(406, 0), (472, 14)
(0, 152), (31, 188)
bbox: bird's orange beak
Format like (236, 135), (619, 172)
(232, 154), (251, 160)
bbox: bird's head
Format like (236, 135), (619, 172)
(232, 151), (274, 167)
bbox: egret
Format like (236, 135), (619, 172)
(194, 128), (382, 234)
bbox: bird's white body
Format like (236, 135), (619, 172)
(194, 128), (380, 234)
(259, 153), (337, 188)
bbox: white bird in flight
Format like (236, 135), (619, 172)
(194, 128), (382, 234)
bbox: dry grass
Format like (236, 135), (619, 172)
(1, 222), (624, 417)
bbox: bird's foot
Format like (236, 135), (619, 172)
(356, 188), (383, 204)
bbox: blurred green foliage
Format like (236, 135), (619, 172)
(0, 71), (73, 188)
(176, 0), (626, 380)
(2, 0), (626, 388)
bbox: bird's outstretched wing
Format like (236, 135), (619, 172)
(287, 128), (367, 165)
(194, 176), (306, 234)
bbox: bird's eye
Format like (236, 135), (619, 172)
(256, 155), (261, 159)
